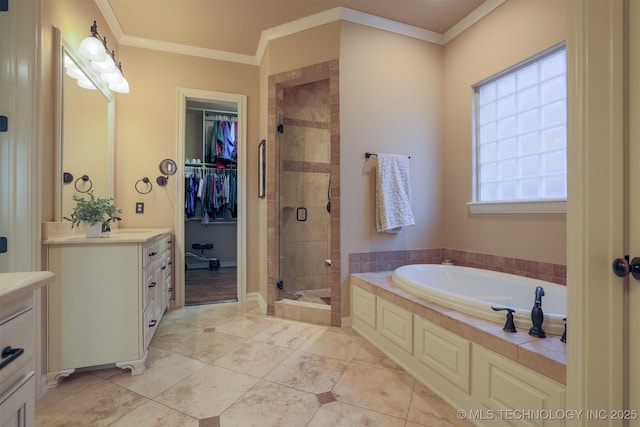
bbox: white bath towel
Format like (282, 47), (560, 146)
(375, 153), (415, 233)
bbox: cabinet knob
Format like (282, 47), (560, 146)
(149, 281), (157, 288)
(149, 252), (157, 257)
(149, 320), (157, 327)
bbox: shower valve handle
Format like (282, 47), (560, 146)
(612, 256), (640, 280)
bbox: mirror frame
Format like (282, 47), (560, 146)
(54, 27), (116, 221)
(159, 159), (177, 176)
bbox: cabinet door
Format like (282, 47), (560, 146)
(376, 297), (413, 354)
(0, 373), (34, 427)
(352, 285), (376, 330)
(472, 345), (565, 422)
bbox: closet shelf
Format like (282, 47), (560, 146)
(187, 217), (237, 224)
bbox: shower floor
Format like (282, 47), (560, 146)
(285, 288), (331, 305)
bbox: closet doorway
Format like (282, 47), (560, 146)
(175, 89), (247, 308)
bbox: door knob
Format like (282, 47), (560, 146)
(612, 256), (640, 279)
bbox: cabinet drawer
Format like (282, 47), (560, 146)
(143, 306), (159, 350)
(0, 309), (34, 388)
(143, 268), (159, 311)
(142, 242), (161, 268)
(142, 234), (171, 268)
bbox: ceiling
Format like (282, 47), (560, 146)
(102, 0), (498, 63)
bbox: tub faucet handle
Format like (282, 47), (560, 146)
(491, 306), (517, 333)
(529, 286), (546, 338)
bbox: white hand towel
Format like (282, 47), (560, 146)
(375, 153), (415, 233)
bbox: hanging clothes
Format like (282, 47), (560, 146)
(195, 168), (237, 222)
(204, 115), (239, 163)
(184, 172), (201, 218)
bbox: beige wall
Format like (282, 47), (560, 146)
(339, 22), (444, 315)
(442, 0), (567, 264)
(263, 22), (341, 77)
(115, 46), (260, 291)
(339, 22), (444, 261)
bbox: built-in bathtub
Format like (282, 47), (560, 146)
(392, 264), (566, 335)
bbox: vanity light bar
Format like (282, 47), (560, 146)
(78, 21), (130, 94)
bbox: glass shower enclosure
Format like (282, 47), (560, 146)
(277, 80), (332, 305)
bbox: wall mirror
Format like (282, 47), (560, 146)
(54, 27), (115, 221)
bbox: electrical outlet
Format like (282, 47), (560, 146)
(135, 202), (144, 214)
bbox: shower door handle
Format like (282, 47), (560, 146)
(296, 207), (307, 222)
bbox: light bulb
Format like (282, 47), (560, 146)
(100, 69), (123, 85)
(65, 66), (85, 80)
(63, 54), (75, 68)
(109, 76), (130, 94)
(91, 55), (116, 74)
(77, 77), (97, 90)
(79, 36), (106, 62)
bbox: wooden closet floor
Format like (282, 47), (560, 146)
(185, 267), (237, 305)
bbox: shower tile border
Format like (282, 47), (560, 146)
(349, 248), (566, 286)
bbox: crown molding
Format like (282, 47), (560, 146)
(442, 0), (506, 44)
(120, 35), (258, 65)
(95, 1), (503, 65)
(95, 0), (124, 40)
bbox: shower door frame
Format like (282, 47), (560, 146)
(266, 60), (341, 325)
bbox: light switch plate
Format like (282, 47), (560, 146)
(135, 202), (144, 214)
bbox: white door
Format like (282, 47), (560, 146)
(0, 0), (40, 273)
(627, 1), (640, 422)
(567, 0), (627, 416)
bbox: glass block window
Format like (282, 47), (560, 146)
(472, 43), (566, 204)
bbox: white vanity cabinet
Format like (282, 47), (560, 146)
(0, 272), (55, 427)
(44, 229), (172, 387)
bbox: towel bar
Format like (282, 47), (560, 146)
(365, 152), (410, 159)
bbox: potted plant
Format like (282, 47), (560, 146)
(69, 190), (122, 237)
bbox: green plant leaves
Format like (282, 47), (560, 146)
(69, 190), (122, 227)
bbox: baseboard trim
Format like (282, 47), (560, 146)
(247, 292), (267, 314)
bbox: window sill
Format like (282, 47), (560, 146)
(467, 200), (566, 214)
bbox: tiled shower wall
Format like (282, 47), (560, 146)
(349, 248), (566, 285)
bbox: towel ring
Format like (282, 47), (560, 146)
(135, 177), (153, 195)
(74, 175), (92, 193)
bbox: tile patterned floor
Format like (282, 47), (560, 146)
(36, 301), (472, 427)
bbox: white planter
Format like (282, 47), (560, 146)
(84, 223), (103, 238)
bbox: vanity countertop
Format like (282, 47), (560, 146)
(0, 271), (55, 305)
(43, 227), (172, 245)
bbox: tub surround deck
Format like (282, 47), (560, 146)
(351, 271), (566, 384)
